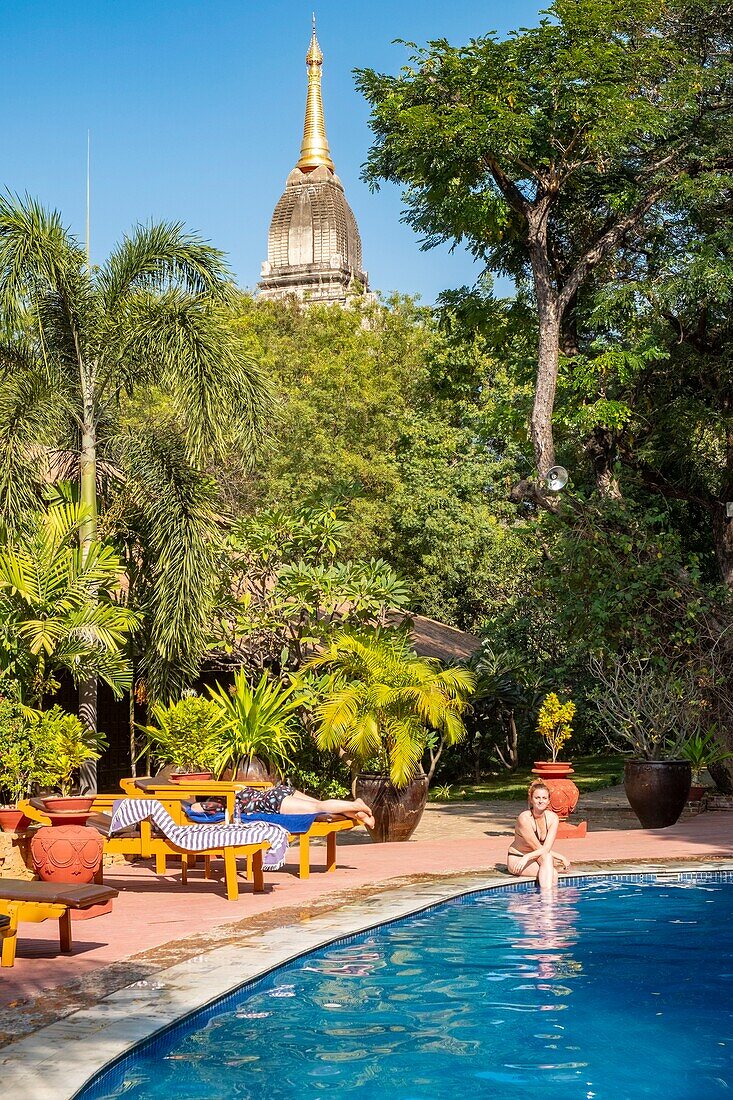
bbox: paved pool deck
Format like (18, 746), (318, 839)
(0, 786), (731, 1099)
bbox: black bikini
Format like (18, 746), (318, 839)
(508, 811), (548, 859)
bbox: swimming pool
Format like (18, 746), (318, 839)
(76, 872), (733, 1100)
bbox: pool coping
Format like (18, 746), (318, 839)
(3, 857), (733, 1100)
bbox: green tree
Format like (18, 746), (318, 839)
(211, 501), (410, 675)
(357, 0), (732, 479)
(228, 293), (432, 554)
(0, 196), (271, 787)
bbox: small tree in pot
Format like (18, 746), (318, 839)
(308, 630), (474, 841)
(589, 655), (698, 827)
(138, 695), (222, 778)
(681, 728), (733, 800)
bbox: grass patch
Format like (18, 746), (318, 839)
(429, 754), (625, 802)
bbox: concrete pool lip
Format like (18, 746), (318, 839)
(2, 858), (732, 1100)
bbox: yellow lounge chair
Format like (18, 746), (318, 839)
(18, 799), (272, 901)
(0, 879), (118, 967)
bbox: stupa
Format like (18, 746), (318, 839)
(258, 20), (370, 305)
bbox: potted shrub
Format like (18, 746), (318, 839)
(533, 692), (576, 779)
(206, 671), (303, 781)
(590, 655), (695, 828)
(0, 703), (103, 827)
(681, 728), (733, 801)
(35, 707), (107, 822)
(0, 701), (56, 830)
(532, 692), (583, 828)
(137, 695), (222, 779)
(307, 630), (474, 842)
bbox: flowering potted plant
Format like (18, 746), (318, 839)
(533, 692), (576, 778)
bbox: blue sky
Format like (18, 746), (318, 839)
(2, 1), (544, 305)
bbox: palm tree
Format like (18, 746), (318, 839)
(0, 195), (272, 788)
(308, 630), (475, 788)
(0, 500), (137, 705)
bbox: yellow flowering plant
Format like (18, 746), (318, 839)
(536, 692), (575, 762)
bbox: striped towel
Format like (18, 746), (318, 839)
(109, 799), (289, 870)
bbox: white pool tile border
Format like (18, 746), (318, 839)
(2, 858), (732, 1100)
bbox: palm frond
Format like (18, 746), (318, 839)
(105, 290), (272, 464)
(121, 427), (219, 703)
(98, 221), (235, 309)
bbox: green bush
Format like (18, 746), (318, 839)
(31, 707), (107, 796)
(0, 700), (55, 804)
(0, 701), (104, 802)
(138, 696), (222, 774)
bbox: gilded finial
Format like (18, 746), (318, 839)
(297, 16), (334, 172)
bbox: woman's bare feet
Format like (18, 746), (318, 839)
(353, 800), (375, 829)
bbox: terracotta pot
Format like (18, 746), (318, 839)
(688, 783), (706, 802)
(355, 773), (429, 843)
(31, 824), (104, 884)
(169, 772), (213, 783)
(531, 761), (575, 780)
(40, 796), (95, 825)
(0, 807), (30, 832)
(624, 760), (691, 828)
(530, 761), (581, 828)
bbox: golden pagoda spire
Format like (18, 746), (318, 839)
(296, 15), (335, 173)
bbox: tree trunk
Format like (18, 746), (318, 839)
(78, 385), (99, 793)
(586, 426), (622, 500)
(712, 507), (733, 589)
(712, 425), (733, 590)
(528, 226), (561, 477)
(78, 677), (98, 795)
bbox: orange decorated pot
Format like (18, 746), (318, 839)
(531, 761), (575, 780)
(30, 825), (104, 884)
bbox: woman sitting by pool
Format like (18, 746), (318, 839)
(195, 783), (376, 829)
(507, 780), (571, 892)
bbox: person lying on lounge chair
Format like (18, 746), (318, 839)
(193, 783), (375, 829)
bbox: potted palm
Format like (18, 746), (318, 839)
(206, 670), (303, 781)
(308, 630), (474, 842)
(681, 728), (733, 801)
(590, 655), (694, 828)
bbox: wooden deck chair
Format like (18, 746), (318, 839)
(0, 879), (118, 967)
(88, 809), (273, 901)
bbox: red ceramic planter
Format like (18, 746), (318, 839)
(531, 761), (575, 780)
(169, 772), (213, 783)
(0, 807), (31, 832)
(40, 796), (95, 825)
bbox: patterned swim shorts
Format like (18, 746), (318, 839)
(235, 783), (295, 815)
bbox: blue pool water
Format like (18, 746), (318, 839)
(78, 874), (733, 1100)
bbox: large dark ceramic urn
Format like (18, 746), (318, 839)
(355, 773), (429, 843)
(624, 760), (691, 828)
